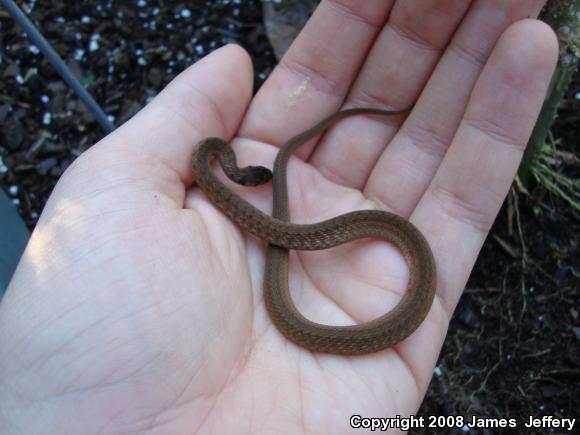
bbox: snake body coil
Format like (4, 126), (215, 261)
(192, 108), (436, 355)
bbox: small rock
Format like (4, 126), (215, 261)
(147, 67), (163, 87)
(1, 117), (25, 150)
(37, 157), (58, 175)
(0, 104), (11, 123)
(2, 62), (20, 78)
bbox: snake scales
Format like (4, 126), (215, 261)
(191, 107), (436, 355)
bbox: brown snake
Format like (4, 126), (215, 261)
(191, 107), (436, 355)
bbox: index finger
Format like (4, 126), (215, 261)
(238, 0), (396, 150)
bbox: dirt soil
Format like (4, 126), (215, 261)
(0, 1), (578, 434)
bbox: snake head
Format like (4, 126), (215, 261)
(237, 165), (273, 186)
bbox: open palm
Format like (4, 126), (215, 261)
(0, 1), (557, 434)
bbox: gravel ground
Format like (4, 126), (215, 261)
(0, 1), (578, 433)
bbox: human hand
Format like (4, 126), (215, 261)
(0, 1), (557, 433)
